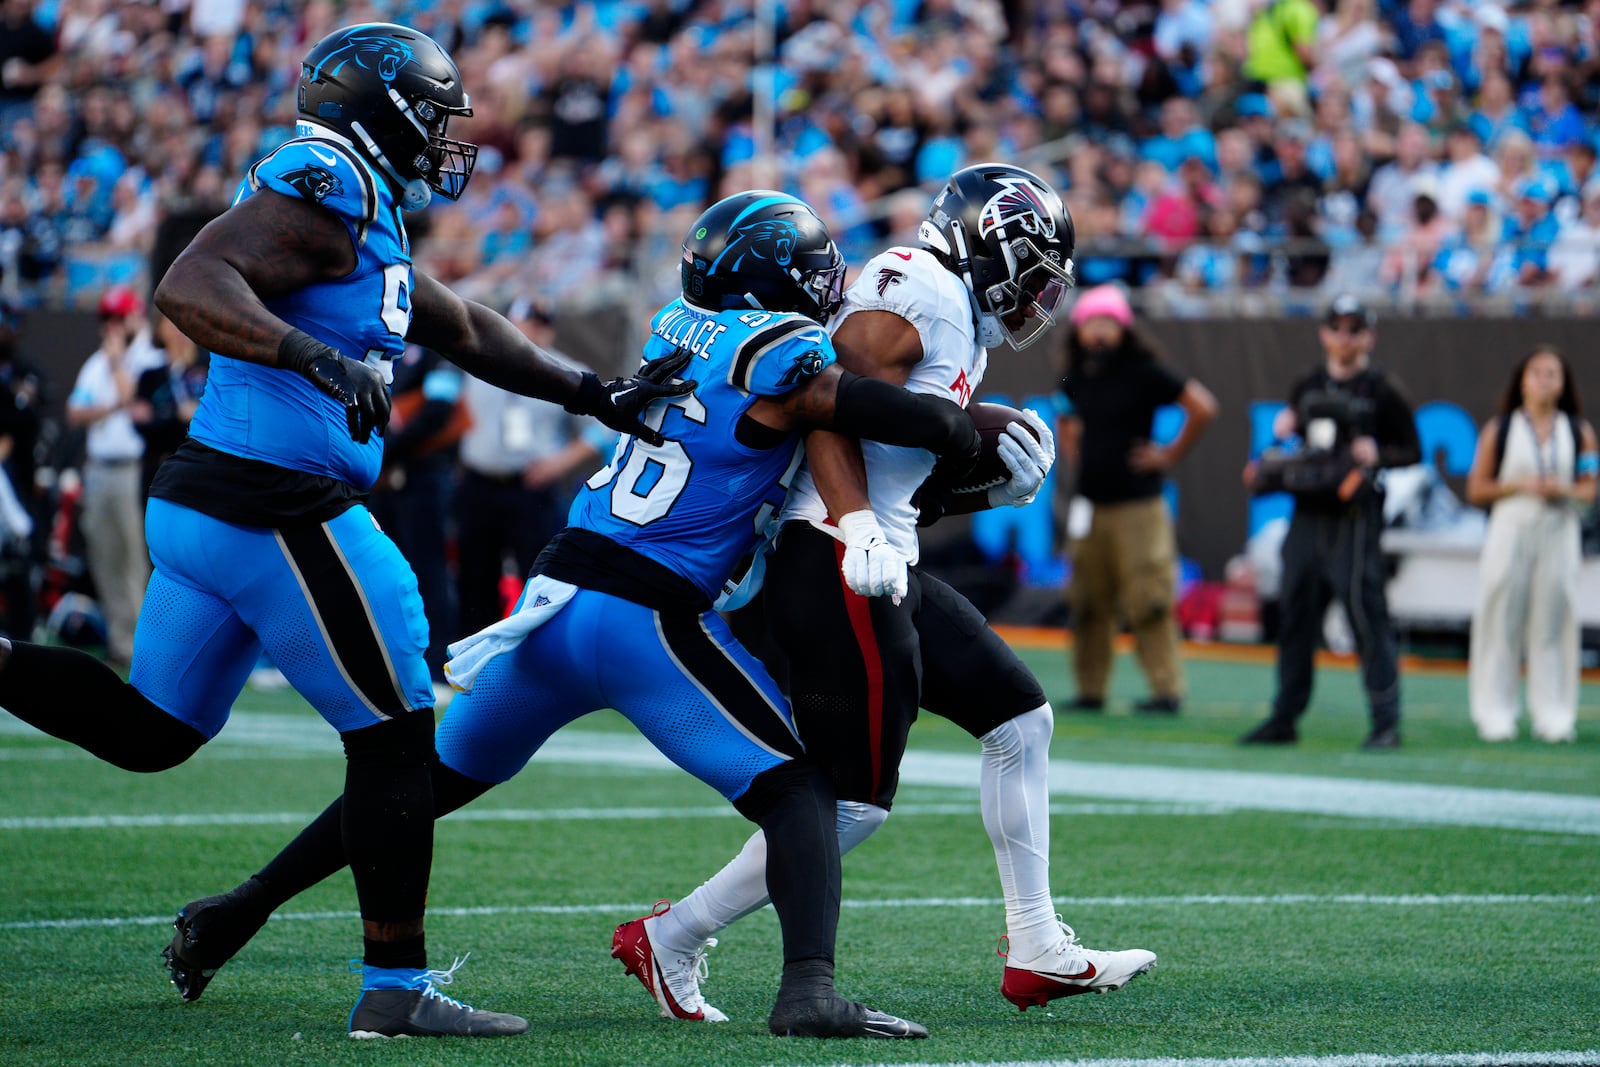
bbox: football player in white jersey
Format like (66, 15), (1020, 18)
(618, 164), (1158, 1019)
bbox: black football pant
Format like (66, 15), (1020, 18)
(762, 522), (1046, 810)
(1271, 505), (1401, 732)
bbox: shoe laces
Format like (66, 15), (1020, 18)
(668, 938), (718, 1005)
(999, 918), (1089, 967)
(420, 953), (473, 1012)
(680, 938), (717, 984)
(1051, 920), (1083, 958)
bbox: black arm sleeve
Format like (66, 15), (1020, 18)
(830, 369), (980, 461)
(1375, 377), (1421, 468)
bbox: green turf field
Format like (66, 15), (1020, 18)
(2, 645), (1597, 1067)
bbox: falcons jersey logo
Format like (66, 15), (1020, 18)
(978, 176), (1057, 240)
(875, 267), (904, 296)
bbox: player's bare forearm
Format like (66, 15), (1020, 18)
(155, 190), (354, 365)
(407, 274), (581, 403)
(804, 428), (872, 521)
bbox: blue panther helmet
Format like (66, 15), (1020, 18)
(680, 192), (847, 324)
(298, 23), (477, 208)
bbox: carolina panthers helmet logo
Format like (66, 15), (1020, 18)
(722, 219), (799, 270)
(279, 164), (343, 204)
(978, 176), (1057, 241)
(312, 35), (415, 82)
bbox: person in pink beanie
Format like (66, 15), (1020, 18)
(1057, 285), (1218, 714)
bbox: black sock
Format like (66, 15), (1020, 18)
(255, 757), (496, 912)
(341, 711), (436, 972)
(738, 759), (840, 976)
(0, 641), (205, 771)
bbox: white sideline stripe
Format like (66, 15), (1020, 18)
(0, 801), (1221, 831)
(788, 1053), (1600, 1067)
(6, 712), (1600, 835)
(4, 893), (1594, 932)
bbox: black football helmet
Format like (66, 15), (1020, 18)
(680, 192), (847, 324)
(297, 23), (477, 210)
(918, 163), (1076, 350)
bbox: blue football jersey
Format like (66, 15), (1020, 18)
(569, 299), (836, 600)
(187, 127), (411, 490)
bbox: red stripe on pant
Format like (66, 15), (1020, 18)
(833, 537), (885, 801)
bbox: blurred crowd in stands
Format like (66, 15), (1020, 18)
(6, 0), (1600, 321)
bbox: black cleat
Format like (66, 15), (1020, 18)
(1239, 718), (1298, 745)
(348, 986), (530, 1038)
(162, 880), (273, 1002)
(1135, 696), (1181, 715)
(1360, 725), (1401, 750)
(768, 992), (928, 1039)
(1062, 696), (1105, 713)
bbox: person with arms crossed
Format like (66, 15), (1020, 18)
(1465, 346), (1597, 743)
(154, 191), (985, 1038)
(624, 164), (1158, 1021)
(0, 23), (689, 1039)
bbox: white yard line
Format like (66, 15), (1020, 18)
(0, 801), (1222, 831)
(3, 893), (1593, 932)
(5, 712), (1600, 835)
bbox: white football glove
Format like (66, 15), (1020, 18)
(988, 408), (1056, 508)
(837, 510), (908, 599)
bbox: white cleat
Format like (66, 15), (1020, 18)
(999, 921), (1157, 1011)
(610, 900), (729, 1022)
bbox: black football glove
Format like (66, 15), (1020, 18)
(278, 328), (391, 444)
(566, 347), (697, 447)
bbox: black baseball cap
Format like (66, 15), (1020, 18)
(1324, 294), (1375, 329)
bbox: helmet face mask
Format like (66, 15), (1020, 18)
(681, 192), (846, 324)
(298, 24), (478, 208)
(920, 163), (1076, 350)
(985, 236), (1074, 349)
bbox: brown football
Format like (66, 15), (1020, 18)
(946, 401), (1038, 495)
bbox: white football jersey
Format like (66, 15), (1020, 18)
(782, 246), (986, 564)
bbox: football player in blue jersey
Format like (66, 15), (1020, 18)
(149, 190), (984, 1039)
(0, 24), (692, 1040)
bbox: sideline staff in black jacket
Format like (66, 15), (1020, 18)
(1242, 295), (1420, 750)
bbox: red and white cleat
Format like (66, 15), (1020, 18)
(999, 922), (1157, 1011)
(610, 900), (728, 1022)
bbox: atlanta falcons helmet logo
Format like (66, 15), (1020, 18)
(978, 176), (1058, 241)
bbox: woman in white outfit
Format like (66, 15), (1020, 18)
(1466, 347), (1598, 742)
